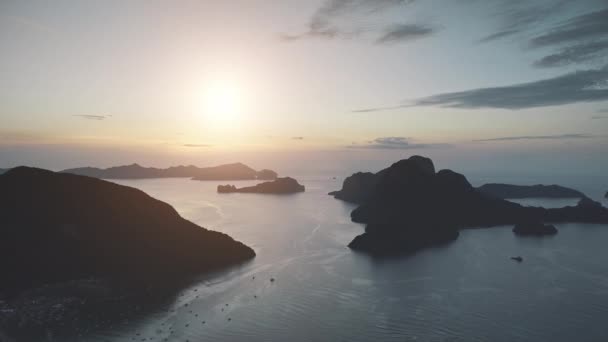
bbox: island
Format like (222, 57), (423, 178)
(0, 168), (7, 175)
(217, 177), (305, 194)
(476, 183), (585, 199)
(513, 221), (558, 236)
(61, 162), (278, 181)
(0, 167), (255, 294)
(328, 172), (378, 203)
(256, 169), (279, 180)
(605, 191), (608, 199)
(330, 155), (608, 256)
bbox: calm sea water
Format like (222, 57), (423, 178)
(71, 174), (608, 342)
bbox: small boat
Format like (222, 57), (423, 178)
(511, 256), (523, 262)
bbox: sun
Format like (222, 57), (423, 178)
(202, 80), (243, 126)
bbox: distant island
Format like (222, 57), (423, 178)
(331, 156), (608, 256)
(605, 191), (608, 199)
(0, 168), (7, 175)
(61, 162), (277, 180)
(513, 221), (558, 236)
(476, 183), (585, 199)
(0, 167), (255, 294)
(218, 177), (305, 194)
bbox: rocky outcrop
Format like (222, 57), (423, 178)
(218, 184), (238, 193)
(513, 222), (558, 236)
(348, 223), (459, 256)
(331, 155), (608, 256)
(0, 167), (255, 293)
(328, 172), (378, 203)
(544, 197), (608, 223)
(218, 177), (305, 194)
(477, 183), (585, 199)
(256, 169), (279, 180)
(61, 163), (278, 181)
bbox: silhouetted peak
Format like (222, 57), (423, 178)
(436, 169), (474, 192)
(389, 155), (435, 176)
(4, 166), (56, 178)
(0, 167), (255, 292)
(375, 156), (438, 198)
(578, 197), (603, 208)
(62, 162), (277, 180)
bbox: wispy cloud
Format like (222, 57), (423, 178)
(478, 29), (520, 43)
(375, 23), (436, 44)
(474, 133), (594, 142)
(291, 136), (304, 140)
(281, 0), (435, 44)
(529, 8), (608, 48)
(348, 137), (449, 149)
(476, 2), (608, 69)
(413, 66), (608, 110)
(591, 115), (608, 119)
(183, 144), (211, 148)
(478, 1), (570, 43)
(352, 104), (409, 113)
(533, 40), (608, 68)
(73, 115), (110, 121)
(529, 7), (608, 69)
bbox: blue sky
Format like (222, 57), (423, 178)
(0, 0), (607, 173)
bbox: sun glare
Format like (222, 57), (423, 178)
(202, 80), (243, 126)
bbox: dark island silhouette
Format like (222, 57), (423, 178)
(0, 167), (255, 294)
(513, 221), (558, 236)
(476, 183), (585, 199)
(330, 156), (608, 256)
(62, 162), (277, 180)
(605, 191), (608, 199)
(0, 168), (7, 175)
(218, 177), (305, 194)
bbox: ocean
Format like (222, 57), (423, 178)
(57, 171), (608, 342)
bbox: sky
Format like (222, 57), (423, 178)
(1, 0), (608, 176)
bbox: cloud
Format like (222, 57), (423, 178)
(291, 136), (304, 140)
(348, 137), (449, 149)
(478, 29), (520, 43)
(528, 7), (608, 69)
(413, 66), (608, 110)
(375, 23), (435, 44)
(477, 2), (608, 68)
(473, 133), (594, 142)
(73, 115), (110, 121)
(478, 1), (569, 43)
(533, 40), (608, 68)
(352, 104), (409, 113)
(529, 8), (608, 48)
(282, 0), (435, 44)
(183, 144), (211, 148)
(591, 115), (608, 119)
